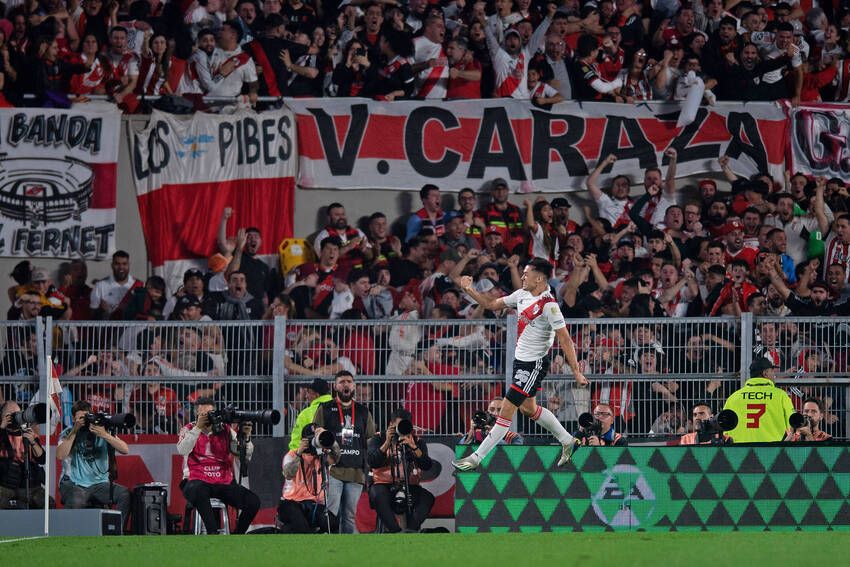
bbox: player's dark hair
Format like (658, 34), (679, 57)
(527, 258), (553, 279)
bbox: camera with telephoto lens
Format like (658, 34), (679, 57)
(207, 405), (281, 434)
(84, 412), (136, 429)
(471, 410), (496, 430)
(8, 403), (46, 432)
(577, 412), (602, 438)
(391, 418), (413, 444)
(696, 409), (738, 443)
(788, 412), (813, 431)
(301, 423), (335, 454)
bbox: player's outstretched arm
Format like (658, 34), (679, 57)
(459, 275), (507, 312)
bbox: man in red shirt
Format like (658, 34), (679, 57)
(446, 36), (482, 99)
(710, 259), (759, 315)
(723, 219), (758, 270)
(289, 236), (347, 318)
(597, 29), (624, 81)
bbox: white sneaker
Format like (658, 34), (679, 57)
(452, 454), (481, 471)
(557, 441), (577, 467)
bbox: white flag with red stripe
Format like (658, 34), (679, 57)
(130, 109), (297, 293)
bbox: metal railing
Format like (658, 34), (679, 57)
(749, 314), (850, 439)
(2, 316), (848, 439)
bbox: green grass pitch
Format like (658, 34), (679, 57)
(1, 533), (848, 566)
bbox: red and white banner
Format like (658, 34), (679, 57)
(0, 105), (120, 258)
(131, 109), (296, 292)
(288, 99), (788, 192)
(789, 103), (850, 180)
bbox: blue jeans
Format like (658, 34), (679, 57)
(325, 476), (362, 534)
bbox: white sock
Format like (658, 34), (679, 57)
(472, 416), (512, 461)
(531, 406), (574, 445)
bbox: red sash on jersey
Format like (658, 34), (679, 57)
(496, 53), (525, 97)
(824, 237), (850, 283)
(137, 56), (161, 95)
(642, 195), (660, 222)
(214, 51), (251, 78)
(112, 52), (136, 80)
(530, 81), (546, 97)
(613, 200), (633, 228)
(516, 296), (557, 341)
(311, 269), (336, 311)
(71, 56), (109, 95)
(417, 47), (446, 99)
(246, 40), (282, 97)
(380, 56), (405, 78)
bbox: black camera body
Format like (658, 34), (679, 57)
(391, 418), (414, 444)
(695, 409), (738, 443)
(577, 412), (602, 438)
(207, 406), (281, 434)
(471, 410), (496, 430)
(355, 48), (366, 57)
(301, 423), (335, 454)
(789, 412), (816, 432)
(8, 403), (46, 431)
(84, 412), (136, 429)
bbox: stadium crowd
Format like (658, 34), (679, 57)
(3, 0), (850, 108)
(3, 142), (850, 438)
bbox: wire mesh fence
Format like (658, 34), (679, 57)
(49, 320), (278, 435)
(3, 316), (849, 439)
(520, 317), (742, 439)
(0, 320), (40, 408)
(752, 316), (850, 440)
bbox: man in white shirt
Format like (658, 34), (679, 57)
(480, 3), (554, 99)
(588, 153), (633, 228)
(90, 250), (139, 319)
(452, 258), (589, 471)
(412, 15), (449, 99)
(105, 26), (139, 107)
(204, 20), (258, 99)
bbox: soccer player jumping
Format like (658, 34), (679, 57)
(452, 258), (590, 471)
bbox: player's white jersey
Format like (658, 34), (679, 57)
(502, 289), (565, 362)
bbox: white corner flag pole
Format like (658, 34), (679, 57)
(44, 354), (51, 536)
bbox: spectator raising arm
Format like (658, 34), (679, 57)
(663, 148), (677, 197)
(588, 154), (617, 202)
(218, 207), (236, 257)
(813, 177), (830, 236)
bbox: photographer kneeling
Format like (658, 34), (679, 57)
(0, 401), (50, 509)
(279, 424), (340, 533)
(177, 398), (260, 534)
(56, 401), (131, 523)
(574, 404), (626, 447)
(680, 403), (734, 445)
(367, 409), (434, 533)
